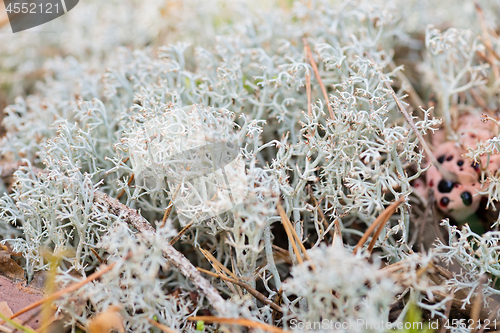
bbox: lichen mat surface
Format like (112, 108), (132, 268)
(0, 0), (500, 332)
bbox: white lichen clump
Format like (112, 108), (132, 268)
(0, 0), (500, 332)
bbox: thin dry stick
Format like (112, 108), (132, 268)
(470, 88), (493, 114)
(197, 268), (283, 313)
(272, 244), (292, 265)
(367, 54), (457, 182)
(471, 274), (487, 333)
(93, 191), (229, 315)
(287, 221), (314, 263)
(440, 291), (454, 333)
(477, 303), (500, 333)
(8, 261), (119, 321)
(90, 248), (104, 264)
(277, 206), (313, 263)
(169, 221), (194, 246)
(354, 197), (405, 254)
(476, 50), (491, 63)
(389, 60), (426, 114)
(366, 213), (389, 254)
(116, 174), (135, 200)
(475, 3), (500, 79)
(160, 184), (182, 228)
(304, 46), (312, 118)
(0, 13), (9, 30)
(33, 313), (57, 333)
(199, 247), (244, 295)
(199, 248), (240, 297)
(366, 199), (402, 254)
(303, 37), (334, 119)
(199, 248), (238, 280)
(383, 81), (458, 182)
(229, 252), (244, 296)
(0, 312), (36, 333)
(276, 203), (303, 265)
(308, 186), (336, 239)
(147, 319), (181, 333)
(160, 166), (192, 228)
(187, 316), (290, 333)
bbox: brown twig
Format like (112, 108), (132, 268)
(277, 202), (311, 267)
(303, 38), (334, 119)
(187, 316), (290, 333)
(199, 248), (238, 280)
(278, 207), (313, 263)
(160, 185), (181, 228)
(440, 291), (454, 333)
(116, 174), (134, 200)
(304, 45), (312, 118)
(475, 3), (500, 79)
(160, 166), (191, 228)
(384, 81), (458, 182)
(308, 185), (336, 240)
(354, 197), (405, 254)
(477, 303), (500, 333)
(93, 191), (229, 315)
(366, 54), (457, 182)
(471, 274), (487, 333)
(199, 248), (241, 297)
(470, 88), (493, 114)
(169, 221), (194, 246)
(8, 260), (120, 321)
(90, 248), (105, 264)
(147, 319), (181, 333)
(476, 50), (491, 64)
(366, 211), (389, 254)
(197, 268), (283, 313)
(389, 61), (426, 115)
(0, 13), (9, 30)
(271, 245), (293, 265)
(277, 202), (303, 265)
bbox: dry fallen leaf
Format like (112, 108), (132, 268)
(0, 276), (43, 329)
(0, 301), (36, 331)
(86, 305), (124, 333)
(0, 250), (24, 281)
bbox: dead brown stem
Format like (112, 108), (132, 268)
(276, 202), (303, 265)
(169, 221), (194, 246)
(160, 185), (182, 228)
(384, 81), (458, 183)
(471, 275), (487, 333)
(271, 245), (293, 265)
(116, 174), (134, 200)
(90, 248), (105, 264)
(389, 61), (426, 114)
(276, 202), (313, 269)
(303, 38), (334, 119)
(308, 186), (336, 240)
(199, 248), (241, 297)
(475, 3), (500, 79)
(197, 268), (283, 313)
(147, 319), (181, 333)
(93, 191), (229, 315)
(440, 291), (454, 333)
(187, 316), (290, 333)
(470, 88), (493, 114)
(354, 197), (405, 254)
(8, 260), (120, 321)
(304, 46), (312, 118)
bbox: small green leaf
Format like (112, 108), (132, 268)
(196, 320), (205, 331)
